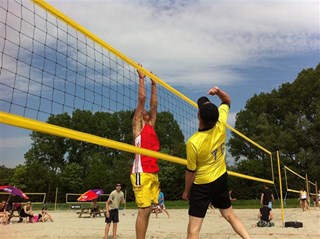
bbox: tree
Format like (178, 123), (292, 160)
(0, 165), (14, 185)
(59, 163), (84, 193)
(21, 109), (186, 201)
(155, 112), (186, 199)
(10, 165), (28, 191)
(228, 64), (320, 197)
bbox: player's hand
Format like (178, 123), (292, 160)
(150, 71), (156, 85)
(182, 191), (189, 201)
(137, 63), (146, 79)
(207, 86), (219, 96)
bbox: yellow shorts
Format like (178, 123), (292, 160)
(130, 172), (160, 208)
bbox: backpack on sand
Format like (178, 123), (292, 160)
(284, 221), (303, 228)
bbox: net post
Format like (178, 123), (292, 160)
(55, 187), (58, 211)
(276, 151), (285, 226)
(305, 174), (310, 207)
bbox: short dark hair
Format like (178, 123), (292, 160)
(197, 96), (219, 125)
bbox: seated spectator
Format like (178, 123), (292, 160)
(18, 201), (34, 223)
(38, 207), (54, 222)
(155, 190), (169, 219)
(257, 199), (274, 227)
(0, 201), (9, 225)
(91, 198), (100, 217)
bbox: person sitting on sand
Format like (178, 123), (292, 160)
(0, 201), (9, 225)
(257, 199), (274, 227)
(38, 207), (54, 222)
(18, 201), (34, 223)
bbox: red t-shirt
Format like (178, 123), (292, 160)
(132, 124), (160, 173)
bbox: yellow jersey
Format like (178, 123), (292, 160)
(186, 103), (229, 184)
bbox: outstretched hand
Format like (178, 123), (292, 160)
(137, 63), (146, 79)
(207, 86), (219, 96)
(150, 71), (156, 85)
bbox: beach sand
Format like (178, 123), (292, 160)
(1, 208), (319, 239)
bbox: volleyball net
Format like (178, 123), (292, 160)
(283, 165), (317, 200)
(3, 0), (319, 225)
(0, 0), (276, 185)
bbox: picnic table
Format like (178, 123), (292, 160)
(77, 205), (103, 218)
(8, 203), (22, 222)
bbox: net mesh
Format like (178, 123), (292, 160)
(0, 0), (197, 140)
(0, 0), (279, 189)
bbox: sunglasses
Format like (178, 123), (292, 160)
(116, 185), (121, 187)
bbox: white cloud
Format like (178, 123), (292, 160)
(45, 0), (319, 89)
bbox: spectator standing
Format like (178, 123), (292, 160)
(260, 185), (274, 209)
(104, 183), (125, 239)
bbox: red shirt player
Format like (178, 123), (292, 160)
(131, 65), (160, 239)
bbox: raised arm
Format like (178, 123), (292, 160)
(149, 77), (157, 127)
(132, 66), (146, 139)
(207, 86), (231, 105)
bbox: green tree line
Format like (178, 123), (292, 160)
(1, 111), (186, 202)
(228, 64), (320, 199)
(1, 64), (319, 201)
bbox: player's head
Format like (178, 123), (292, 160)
(131, 109), (150, 122)
(115, 183), (122, 191)
(197, 96), (219, 126)
(142, 109), (150, 122)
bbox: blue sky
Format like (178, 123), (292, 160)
(0, 0), (319, 167)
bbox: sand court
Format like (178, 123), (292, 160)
(1, 208), (319, 239)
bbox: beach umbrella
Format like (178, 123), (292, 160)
(77, 189), (104, 202)
(0, 185), (29, 199)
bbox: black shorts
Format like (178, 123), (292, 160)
(105, 209), (119, 224)
(189, 172), (231, 218)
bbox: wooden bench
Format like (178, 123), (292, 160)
(77, 207), (103, 218)
(8, 208), (21, 222)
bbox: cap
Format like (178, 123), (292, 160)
(197, 96), (219, 124)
